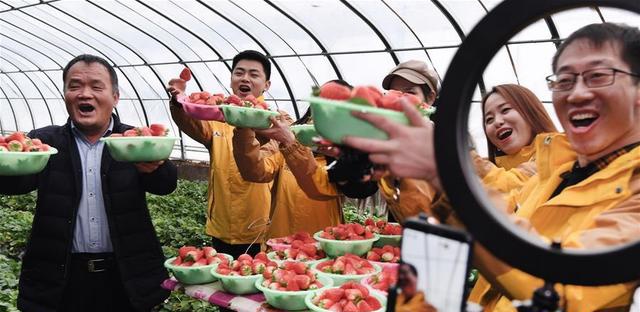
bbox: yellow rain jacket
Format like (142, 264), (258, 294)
(170, 105), (276, 244)
(232, 128), (342, 239)
(379, 177), (437, 223)
(395, 291), (437, 312)
(468, 134), (640, 312)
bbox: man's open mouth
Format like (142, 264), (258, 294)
(570, 112), (598, 128)
(239, 85), (251, 93)
(78, 104), (95, 113)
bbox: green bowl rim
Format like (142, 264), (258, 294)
(0, 146), (58, 156)
(307, 96), (435, 117)
(313, 231), (380, 244)
(219, 104), (279, 114)
(210, 267), (262, 280)
(310, 261), (382, 278)
(254, 275), (334, 295)
(164, 253), (233, 270)
(306, 96), (409, 117)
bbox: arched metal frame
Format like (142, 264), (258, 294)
(436, 0), (640, 285)
(0, 0), (632, 160)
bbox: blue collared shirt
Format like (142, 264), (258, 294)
(70, 118), (114, 253)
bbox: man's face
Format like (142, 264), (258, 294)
(230, 59), (271, 99)
(64, 61), (118, 135)
(552, 39), (640, 162)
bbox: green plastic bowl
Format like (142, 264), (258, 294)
(313, 231), (379, 258)
(0, 147), (58, 176)
(308, 96), (415, 144)
(255, 275), (333, 311)
(210, 267), (261, 295)
(220, 105), (279, 129)
(164, 253), (232, 285)
(373, 223), (402, 247)
(305, 286), (387, 312)
(290, 124), (319, 147)
(100, 136), (179, 162)
(310, 261), (381, 286)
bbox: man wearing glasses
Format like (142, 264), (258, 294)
(344, 22), (640, 311)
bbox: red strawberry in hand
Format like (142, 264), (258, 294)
(179, 67), (191, 81)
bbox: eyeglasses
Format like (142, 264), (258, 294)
(545, 68), (640, 92)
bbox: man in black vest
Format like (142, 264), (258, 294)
(0, 54), (177, 311)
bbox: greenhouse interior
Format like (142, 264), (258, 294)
(1, 0), (640, 311)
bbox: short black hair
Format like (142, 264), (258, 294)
(552, 23), (640, 76)
(232, 50), (271, 80)
(62, 54), (119, 94)
(401, 262), (418, 276)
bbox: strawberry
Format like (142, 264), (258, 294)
(318, 298), (337, 309)
(149, 124), (168, 137)
(5, 132), (25, 144)
(252, 261), (266, 274)
(123, 129), (137, 137)
(323, 288), (345, 302)
(349, 86), (378, 106)
(356, 300), (373, 312)
(7, 140), (23, 152)
(178, 246), (197, 259)
(254, 251), (268, 262)
(381, 252), (394, 262)
(202, 246), (217, 258)
(366, 251), (381, 262)
(318, 82), (351, 100)
(184, 250), (203, 262)
(0, 136), (4, 144)
(240, 264), (253, 276)
(179, 67), (192, 81)
(343, 301), (358, 312)
(172, 257), (182, 266)
(237, 253), (252, 263)
(192, 258), (207, 267)
(224, 94), (242, 106)
(344, 288), (363, 301)
(135, 127), (153, 136)
(363, 296), (382, 310)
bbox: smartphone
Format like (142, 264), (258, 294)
(388, 217), (473, 312)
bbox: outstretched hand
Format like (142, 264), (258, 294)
(167, 78), (187, 107)
(254, 111), (296, 147)
(343, 100), (440, 188)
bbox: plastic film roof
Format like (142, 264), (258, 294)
(1, 0), (639, 160)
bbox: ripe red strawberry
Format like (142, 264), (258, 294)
(364, 296), (382, 310)
(224, 94), (242, 106)
(178, 246), (197, 259)
(356, 300), (373, 312)
(135, 127), (153, 136)
(172, 257), (182, 265)
(237, 253), (252, 263)
(318, 82), (351, 100)
(255, 251), (268, 262)
(350, 86), (380, 106)
(293, 275), (311, 290)
(184, 249), (203, 262)
(192, 258), (208, 267)
(343, 301), (358, 312)
(149, 124), (168, 137)
(179, 67), (191, 81)
(202, 246), (216, 258)
(123, 129), (137, 137)
(5, 132), (25, 144)
(366, 251), (381, 262)
(0, 136), (5, 144)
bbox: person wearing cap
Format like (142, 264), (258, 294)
(378, 60), (441, 222)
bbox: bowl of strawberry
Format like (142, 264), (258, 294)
(267, 239), (326, 264)
(177, 92), (226, 121)
(164, 246), (232, 285)
(100, 124), (179, 162)
(255, 261), (333, 310)
(266, 231), (317, 252)
(305, 282), (386, 312)
(311, 254), (381, 286)
(219, 95), (279, 129)
(308, 83), (435, 144)
(314, 224), (379, 258)
(360, 266), (398, 295)
(364, 219), (402, 247)
(210, 252), (276, 295)
(0, 132), (57, 176)
(364, 245), (400, 271)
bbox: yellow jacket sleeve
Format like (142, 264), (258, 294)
(232, 127), (282, 183)
(281, 142), (339, 201)
(472, 150), (537, 194)
(379, 176), (437, 222)
(169, 104), (213, 148)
